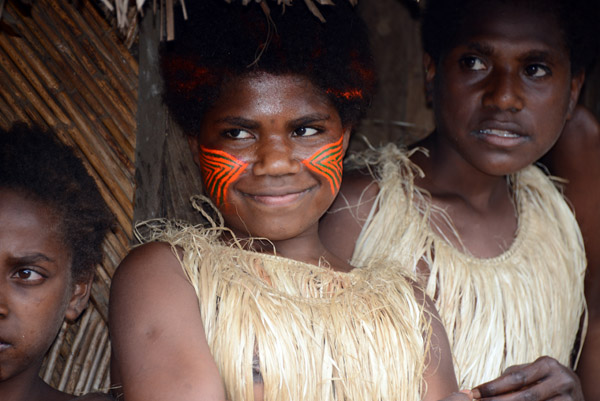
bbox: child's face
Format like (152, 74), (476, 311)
(189, 73), (350, 241)
(0, 190), (90, 381)
(425, 2), (584, 176)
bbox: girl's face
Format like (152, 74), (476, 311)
(0, 190), (90, 382)
(425, 2), (584, 176)
(189, 73), (351, 241)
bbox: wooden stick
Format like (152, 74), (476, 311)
(41, 321), (69, 382)
(73, 317), (106, 394)
(56, 308), (93, 390)
(92, 339), (112, 392)
(32, 2), (136, 131)
(0, 43), (58, 126)
(81, 327), (109, 393)
(55, 0), (138, 110)
(12, 6), (137, 155)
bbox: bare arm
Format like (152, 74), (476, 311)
(420, 291), (473, 401)
(319, 170), (379, 262)
(541, 105), (600, 401)
(109, 242), (226, 401)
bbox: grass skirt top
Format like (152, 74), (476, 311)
(139, 216), (430, 401)
(349, 144), (587, 389)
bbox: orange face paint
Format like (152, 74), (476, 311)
(301, 135), (344, 195)
(199, 146), (248, 207)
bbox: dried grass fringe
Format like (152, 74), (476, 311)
(347, 143), (587, 389)
(135, 199), (431, 401)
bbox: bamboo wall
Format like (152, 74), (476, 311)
(0, 0), (137, 395)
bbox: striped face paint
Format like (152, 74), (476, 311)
(199, 146), (249, 207)
(302, 135), (344, 195)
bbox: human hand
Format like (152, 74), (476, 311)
(472, 356), (583, 400)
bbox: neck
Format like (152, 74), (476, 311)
(0, 367), (68, 401)
(414, 132), (512, 211)
(225, 225), (353, 272)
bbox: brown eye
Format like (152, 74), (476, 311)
(224, 129), (253, 139)
(293, 127), (319, 137)
(13, 268), (45, 283)
(524, 64), (551, 78)
(460, 56), (486, 71)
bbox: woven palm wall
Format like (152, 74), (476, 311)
(0, 0), (137, 395)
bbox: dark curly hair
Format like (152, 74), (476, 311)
(421, 0), (599, 74)
(160, 0), (375, 137)
(0, 123), (114, 282)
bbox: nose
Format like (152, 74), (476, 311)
(252, 137), (302, 176)
(482, 68), (524, 112)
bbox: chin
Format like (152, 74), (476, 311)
(473, 156), (534, 177)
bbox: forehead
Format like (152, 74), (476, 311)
(452, 2), (568, 59)
(0, 190), (69, 262)
(209, 73), (335, 118)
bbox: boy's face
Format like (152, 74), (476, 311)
(0, 190), (90, 382)
(188, 73), (350, 241)
(425, 2), (584, 176)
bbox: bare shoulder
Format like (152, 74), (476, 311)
(540, 105), (600, 254)
(112, 241), (182, 279)
(320, 169), (379, 262)
(541, 105), (600, 252)
(109, 241), (225, 400)
(114, 240), (179, 272)
(543, 105), (600, 174)
(561, 105), (600, 148)
(109, 241), (189, 312)
(109, 240), (195, 349)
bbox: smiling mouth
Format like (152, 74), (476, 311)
(244, 188), (312, 206)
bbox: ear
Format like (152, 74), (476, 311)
(566, 71), (585, 120)
(423, 53), (437, 105)
(341, 126), (352, 154)
(64, 275), (93, 322)
(187, 136), (202, 168)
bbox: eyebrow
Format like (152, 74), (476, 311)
(519, 50), (556, 64)
(465, 42), (495, 56)
(217, 113), (332, 129)
(216, 116), (260, 129)
(8, 253), (54, 265)
(289, 113), (332, 126)
(465, 42), (558, 64)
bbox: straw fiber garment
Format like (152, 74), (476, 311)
(348, 144), (587, 389)
(0, 0), (137, 395)
(138, 216), (430, 401)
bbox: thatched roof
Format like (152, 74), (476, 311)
(95, 0), (362, 42)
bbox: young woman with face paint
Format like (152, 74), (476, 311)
(108, 2), (470, 401)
